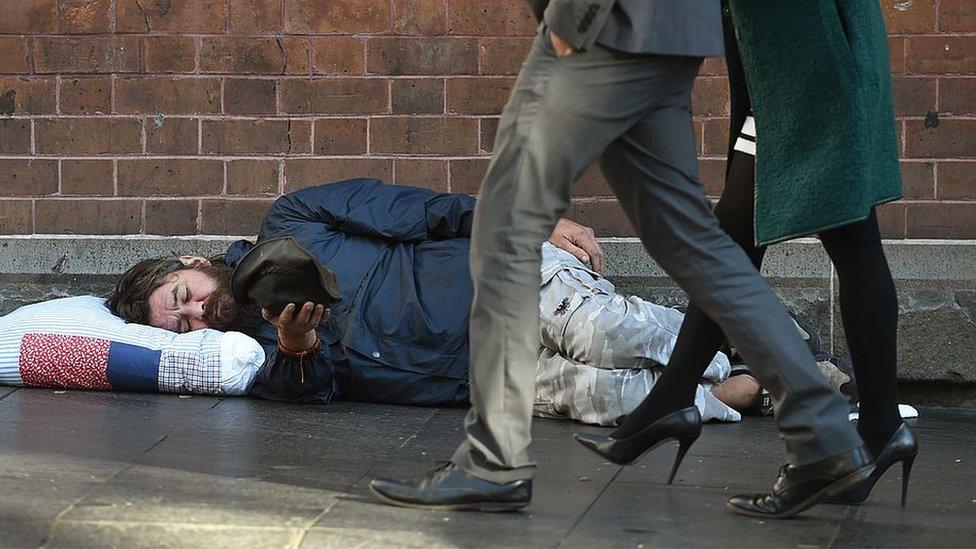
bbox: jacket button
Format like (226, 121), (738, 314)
(371, 351), (381, 358)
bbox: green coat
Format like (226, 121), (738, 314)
(728, 0), (902, 245)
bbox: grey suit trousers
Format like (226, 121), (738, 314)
(452, 28), (862, 483)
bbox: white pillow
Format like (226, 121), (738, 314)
(0, 296), (264, 395)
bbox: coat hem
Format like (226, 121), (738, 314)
(754, 193), (903, 247)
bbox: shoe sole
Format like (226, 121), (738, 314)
(726, 463), (876, 520)
(368, 485), (529, 513)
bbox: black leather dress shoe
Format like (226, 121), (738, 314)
(727, 446), (875, 519)
(369, 462), (531, 512)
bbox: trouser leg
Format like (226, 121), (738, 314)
(613, 145), (767, 436)
(452, 33), (696, 482)
(597, 85), (862, 464)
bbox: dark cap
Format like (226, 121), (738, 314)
(231, 236), (342, 315)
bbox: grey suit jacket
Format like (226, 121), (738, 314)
(528, 0), (724, 57)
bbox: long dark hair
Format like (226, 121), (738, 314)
(106, 258), (191, 324)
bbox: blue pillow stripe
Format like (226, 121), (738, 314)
(106, 342), (161, 392)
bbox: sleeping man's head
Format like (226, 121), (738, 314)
(108, 255), (245, 333)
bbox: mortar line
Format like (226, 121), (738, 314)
(556, 463), (626, 548)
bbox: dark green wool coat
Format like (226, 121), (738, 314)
(729, 0), (902, 245)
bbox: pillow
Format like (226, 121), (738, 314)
(0, 296), (265, 396)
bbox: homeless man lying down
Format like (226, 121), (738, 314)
(106, 178), (764, 425)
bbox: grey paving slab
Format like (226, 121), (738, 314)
(0, 386), (17, 399)
(1, 387), (975, 548)
(46, 521), (299, 549)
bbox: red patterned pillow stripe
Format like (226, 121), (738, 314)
(19, 333), (112, 390)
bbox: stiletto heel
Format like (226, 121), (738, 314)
(827, 423), (919, 506)
(668, 435), (698, 485)
(900, 453), (916, 507)
(575, 406), (702, 483)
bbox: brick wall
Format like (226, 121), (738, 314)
(0, 0), (973, 238)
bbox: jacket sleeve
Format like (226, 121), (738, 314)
(263, 178), (476, 243)
(542, 0), (615, 51)
(246, 324), (343, 404)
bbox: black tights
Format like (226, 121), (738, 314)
(611, 147), (903, 455)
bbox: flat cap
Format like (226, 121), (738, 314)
(231, 236), (342, 315)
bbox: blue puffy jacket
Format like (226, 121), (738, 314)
(225, 179), (476, 406)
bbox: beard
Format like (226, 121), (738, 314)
(194, 263), (262, 334)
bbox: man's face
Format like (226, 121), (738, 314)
(147, 262), (239, 333)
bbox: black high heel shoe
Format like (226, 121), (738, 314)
(574, 406), (701, 484)
(828, 423), (919, 506)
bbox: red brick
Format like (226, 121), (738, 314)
(146, 116), (199, 154)
(889, 37), (906, 74)
(701, 118), (730, 156)
(390, 79), (440, 114)
(905, 119), (976, 158)
(394, 0), (446, 35)
(227, 159), (280, 196)
(0, 78), (56, 115)
(939, 78), (976, 115)
(116, 0), (226, 33)
(0, 1), (58, 34)
(283, 0), (391, 34)
(146, 200), (199, 235)
(0, 38), (30, 74)
(279, 38), (311, 75)
(940, 0), (976, 32)
(116, 77), (221, 114)
(899, 161), (935, 199)
(938, 162), (976, 200)
(573, 164), (613, 197)
(35, 199), (142, 234)
(907, 202), (976, 238)
(230, 0), (282, 34)
(906, 36), (976, 75)
(700, 57), (728, 77)
(200, 199), (273, 235)
(479, 37), (533, 75)
(692, 78), (729, 117)
(0, 200), (32, 234)
(312, 38), (366, 75)
(59, 76), (111, 114)
(446, 77), (513, 114)
(0, 119), (32, 154)
(698, 158), (727, 197)
(881, 0), (935, 33)
(279, 79), (389, 114)
(448, 0), (536, 36)
(449, 158), (489, 195)
(33, 37), (142, 74)
(371, 117), (478, 155)
(202, 119), (311, 155)
(61, 159), (114, 195)
(145, 36), (197, 73)
(285, 158), (393, 191)
(0, 159), (59, 196)
(367, 38), (478, 75)
(314, 119), (367, 155)
(394, 159), (448, 191)
(59, 0), (110, 33)
(35, 118), (143, 155)
(201, 37), (308, 75)
(566, 200), (635, 237)
(892, 77), (936, 116)
(224, 79), (277, 115)
(876, 201), (907, 239)
(118, 159), (223, 196)
(480, 117), (498, 153)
